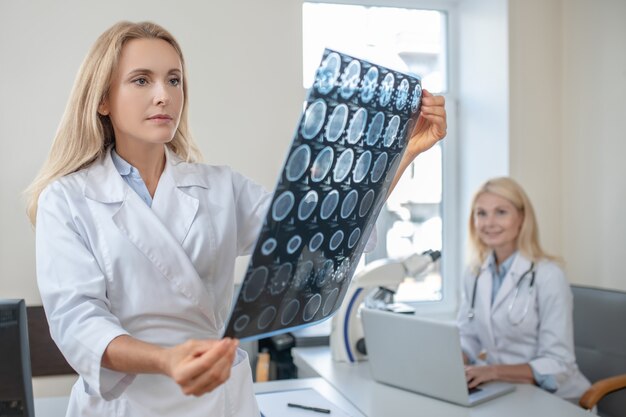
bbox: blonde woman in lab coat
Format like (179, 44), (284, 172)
(457, 177), (590, 402)
(25, 21), (447, 417)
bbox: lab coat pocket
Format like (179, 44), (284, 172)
(66, 379), (129, 417)
(224, 349), (259, 417)
(510, 290), (540, 337)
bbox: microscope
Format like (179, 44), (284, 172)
(329, 250), (441, 363)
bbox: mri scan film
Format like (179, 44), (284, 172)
(224, 49), (422, 340)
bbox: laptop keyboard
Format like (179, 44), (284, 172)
(468, 387), (483, 395)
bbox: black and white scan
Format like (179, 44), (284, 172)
(224, 49), (422, 340)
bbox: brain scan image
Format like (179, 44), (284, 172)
(301, 99), (327, 139)
(315, 52), (342, 95)
(383, 115), (401, 147)
(269, 263), (292, 295)
(411, 84), (423, 113)
(272, 191), (295, 222)
(333, 149), (354, 182)
(224, 49), (422, 340)
(353, 150), (373, 183)
(325, 104), (349, 142)
(360, 66), (379, 103)
(340, 190), (359, 219)
(396, 79), (410, 110)
(293, 260), (314, 289)
(261, 238), (277, 256)
(339, 60), (362, 99)
(329, 229), (345, 251)
(310, 147), (334, 182)
(366, 112), (385, 146)
(309, 232), (324, 252)
(347, 108), (368, 144)
(320, 190), (340, 220)
(285, 144), (311, 182)
(298, 190), (318, 221)
(378, 73), (395, 107)
(370, 152), (388, 183)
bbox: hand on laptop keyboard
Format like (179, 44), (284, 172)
(465, 364), (498, 389)
(468, 386), (483, 395)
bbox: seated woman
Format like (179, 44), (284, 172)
(457, 177), (590, 402)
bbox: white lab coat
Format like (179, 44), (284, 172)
(457, 253), (591, 401)
(35, 147), (271, 416)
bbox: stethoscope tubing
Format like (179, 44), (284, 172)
(467, 262), (536, 325)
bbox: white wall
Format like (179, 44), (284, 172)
(560, 0), (626, 290)
(508, 0), (563, 256)
(457, 0), (509, 263)
(508, 0), (626, 291)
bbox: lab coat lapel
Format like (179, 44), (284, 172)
(84, 148), (218, 328)
(491, 254), (532, 313)
(475, 260), (495, 346)
(150, 149), (200, 246)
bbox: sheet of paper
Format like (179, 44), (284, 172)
(256, 388), (355, 417)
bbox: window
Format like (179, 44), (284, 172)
(303, 1), (458, 308)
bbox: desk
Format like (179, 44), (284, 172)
(292, 346), (590, 417)
(255, 377), (366, 416)
(34, 377), (363, 417)
(34, 396), (70, 417)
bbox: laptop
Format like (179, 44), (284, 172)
(361, 308), (515, 406)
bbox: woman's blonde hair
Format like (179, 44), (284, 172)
(25, 21), (202, 225)
(467, 177), (558, 270)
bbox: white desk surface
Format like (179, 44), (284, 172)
(292, 346), (591, 417)
(35, 377), (364, 417)
(255, 377), (366, 416)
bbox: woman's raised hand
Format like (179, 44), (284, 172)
(405, 89), (447, 159)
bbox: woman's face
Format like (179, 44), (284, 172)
(473, 192), (523, 256)
(99, 38), (183, 149)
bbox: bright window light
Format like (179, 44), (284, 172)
(303, 2), (448, 302)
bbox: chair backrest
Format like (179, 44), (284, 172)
(572, 285), (626, 417)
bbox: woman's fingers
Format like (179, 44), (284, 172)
(465, 365), (492, 389)
(180, 339), (238, 396)
(171, 339), (235, 388)
(188, 351), (237, 395)
(420, 104), (446, 117)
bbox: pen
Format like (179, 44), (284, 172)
(287, 402), (331, 414)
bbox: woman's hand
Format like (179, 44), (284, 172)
(162, 338), (239, 396)
(465, 363), (535, 389)
(386, 90), (447, 197)
(404, 89), (447, 159)
(465, 365), (499, 389)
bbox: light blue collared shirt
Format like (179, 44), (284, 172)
(111, 149), (153, 207)
(488, 251), (516, 304)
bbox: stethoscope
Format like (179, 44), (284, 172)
(467, 262), (536, 325)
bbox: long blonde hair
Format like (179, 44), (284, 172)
(467, 177), (558, 270)
(25, 21), (202, 225)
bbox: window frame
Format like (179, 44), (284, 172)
(302, 0), (460, 315)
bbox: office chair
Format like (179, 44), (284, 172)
(572, 285), (626, 417)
